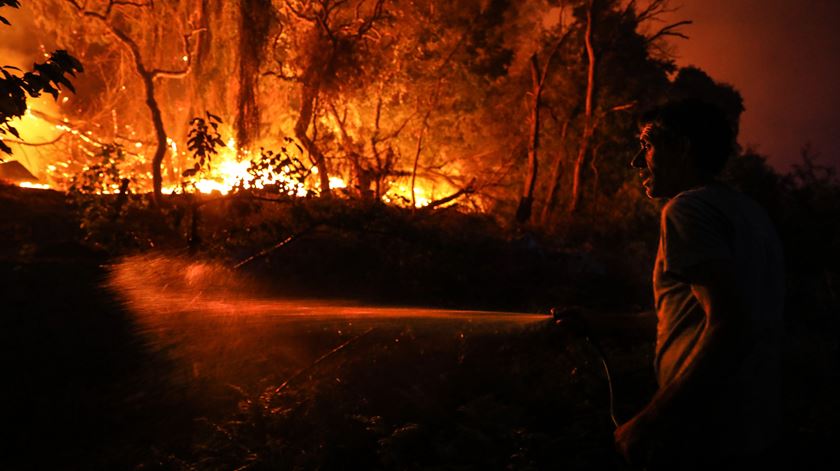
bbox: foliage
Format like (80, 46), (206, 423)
(721, 146), (840, 324)
(183, 112), (225, 178)
(780, 149), (840, 320)
(180, 113), (311, 197)
(65, 143), (173, 251)
(0, 0), (20, 26)
(69, 144), (126, 195)
(151, 321), (650, 470)
(245, 138), (312, 196)
(0, 0), (82, 156)
(66, 144), (129, 246)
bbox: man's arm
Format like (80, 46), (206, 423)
(615, 259), (752, 463)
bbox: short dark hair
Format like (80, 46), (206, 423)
(639, 99), (735, 176)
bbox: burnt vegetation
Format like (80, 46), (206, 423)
(1, 0), (838, 469)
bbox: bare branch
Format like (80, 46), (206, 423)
(324, 0), (350, 19)
(264, 30), (302, 82)
(538, 26), (574, 87)
(28, 109), (146, 157)
(104, 0), (148, 17)
(2, 132), (67, 147)
(149, 29), (204, 79)
(285, 0), (316, 21)
(66, 0), (147, 21)
(327, 100), (354, 145)
(356, 0), (386, 38)
(621, 0), (637, 19)
(645, 20), (692, 43)
(378, 111), (418, 142)
(635, 0), (679, 23)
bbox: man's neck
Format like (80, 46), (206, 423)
(672, 174), (715, 197)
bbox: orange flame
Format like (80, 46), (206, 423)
(9, 111), (460, 208)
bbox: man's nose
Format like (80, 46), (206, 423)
(630, 148), (646, 169)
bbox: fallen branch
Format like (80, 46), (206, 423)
(423, 178), (476, 210)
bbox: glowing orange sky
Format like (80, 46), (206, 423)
(662, 0), (840, 171)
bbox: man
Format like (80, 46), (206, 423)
(614, 100), (785, 469)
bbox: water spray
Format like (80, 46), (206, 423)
(109, 251), (624, 431)
(233, 223), (321, 269)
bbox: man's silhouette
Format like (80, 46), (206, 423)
(615, 100), (784, 469)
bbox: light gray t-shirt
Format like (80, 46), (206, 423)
(653, 183), (784, 455)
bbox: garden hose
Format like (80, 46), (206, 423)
(550, 307), (620, 428)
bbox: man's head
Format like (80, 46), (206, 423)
(631, 99), (735, 199)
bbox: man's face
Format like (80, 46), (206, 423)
(630, 123), (687, 199)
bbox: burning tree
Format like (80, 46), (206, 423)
(54, 0), (202, 205)
(265, 0), (392, 197)
(262, 0), (515, 206)
(6, 0), (717, 230)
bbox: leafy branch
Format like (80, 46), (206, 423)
(1, 44), (83, 155)
(183, 112), (225, 178)
(181, 113), (312, 197)
(0, 0), (20, 26)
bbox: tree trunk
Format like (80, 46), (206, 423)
(514, 24), (571, 224)
(569, 0), (597, 213)
(540, 119), (569, 225)
(144, 72), (168, 205)
(410, 116), (429, 208)
(371, 91), (386, 201)
(235, 0), (273, 149)
(101, 26), (170, 206)
(515, 54), (544, 225)
(329, 101), (372, 199)
(294, 81), (331, 196)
